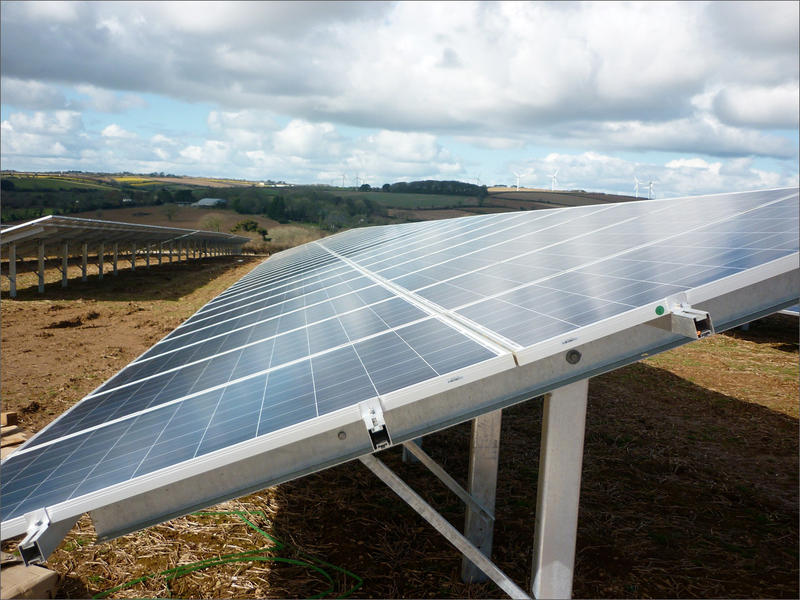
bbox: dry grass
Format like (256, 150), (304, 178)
(71, 206), (277, 238)
(1, 258), (797, 599)
(266, 224), (325, 253)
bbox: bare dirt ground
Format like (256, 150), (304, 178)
(1, 260), (797, 599)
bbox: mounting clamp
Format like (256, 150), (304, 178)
(650, 296), (714, 339)
(18, 509), (78, 566)
(359, 398), (391, 451)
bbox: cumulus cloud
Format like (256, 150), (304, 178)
(6, 111), (82, 135)
(179, 140), (231, 165)
(1, 77), (67, 110)
(2, 2), (796, 139)
(713, 84), (800, 129)
(0, 1), (797, 187)
(74, 85), (147, 113)
(273, 120), (341, 157)
(518, 151), (795, 199)
(101, 123), (137, 139)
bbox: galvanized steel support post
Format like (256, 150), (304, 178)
(530, 378), (588, 600)
(8, 242), (17, 298)
(98, 242), (104, 279)
(168, 243), (173, 263)
(158, 242), (163, 265)
(145, 243), (151, 268)
(81, 243), (88, 282)
(61, 242), (68, 287)
(462, 410), (502, 583)
(131, 243), (136, 270)
(113, 243), (119, 276)
(401, 438), (423, 463)
(38, 240), (45, 293)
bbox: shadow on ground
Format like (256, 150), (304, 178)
(262, 361), (798, 598)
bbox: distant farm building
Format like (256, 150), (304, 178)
(193, 197), (227, 207)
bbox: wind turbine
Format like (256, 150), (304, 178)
(550, 168), (559, 191)
(513, 171), (522, 191)
(341, 173), (347, 188)
(634, 176), (641, 198)
(474, 173), (482, 186)
(648, 179), (657, 200)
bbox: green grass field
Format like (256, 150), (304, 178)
(3, 175), (115, 191)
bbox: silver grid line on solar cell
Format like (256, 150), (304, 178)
(2, 188), (797, 548)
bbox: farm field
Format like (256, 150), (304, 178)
(0, 256), (796, 599)
(66, 206), (323, 253)
(110, 175), (256, 188)
(2, 172), (258, 190)
(341, 190), (481, 209)
(71, 205), (271, 230)
(488, 189), (640, 207)
(0, 175), (116, 191)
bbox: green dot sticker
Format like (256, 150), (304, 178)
(655, 305), (665, 315)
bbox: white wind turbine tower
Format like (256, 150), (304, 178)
(634, 176), (641, 198)
(648, 179), (657, 200)
(341, 173), (347, 188)
(550, 168), (559, 191)
(513, 171), (522, 191)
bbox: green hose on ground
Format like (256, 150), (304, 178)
(92, 510), (363, 599)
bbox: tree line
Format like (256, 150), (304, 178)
(376, 180), (488, 198)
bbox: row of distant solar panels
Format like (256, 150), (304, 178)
(3, 189), (797, 523)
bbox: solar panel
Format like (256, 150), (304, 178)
(2, 188), (798, 555)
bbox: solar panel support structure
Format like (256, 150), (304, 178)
(18, 509), (79, 567)
(401, 438), (422, 463)
(36, 240), (44, 294)
(8, 242), (17, 298)
(112, 242), (118, 276)
(59, 242), (68, 288)
(98, 242), (105, 279)
(400, 440), (495, 523)
(2, 190), (797, 596)
(359, 453), (531, 600)
(531, 379), (588, 600)
(462, 410), (502, 583)
(81, 243), (88, 282)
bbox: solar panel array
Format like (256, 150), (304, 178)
(2, 188), (798, 527)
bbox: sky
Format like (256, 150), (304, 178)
(1, 0), (798, 198)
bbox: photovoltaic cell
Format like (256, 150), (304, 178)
(2, 188), (798, 528)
